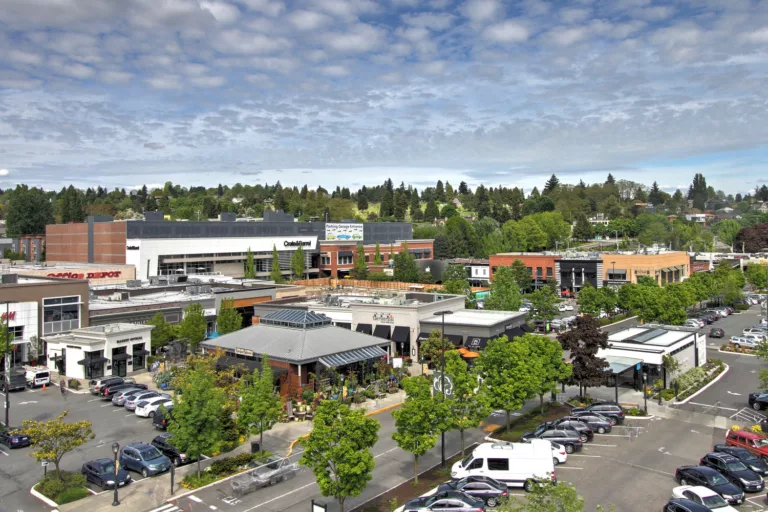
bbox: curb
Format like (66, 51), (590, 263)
(30, 484), (59, 509)
(718, 349), (757, 357)
(624, 414), (656, 420)
(672, 363), (730, 405)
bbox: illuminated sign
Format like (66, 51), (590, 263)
(47, 271), (122, 279)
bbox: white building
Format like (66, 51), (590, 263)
(1, 301), (39, 366)
(46, 324), (153, 381)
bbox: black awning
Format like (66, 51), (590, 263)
(373, 324), (391, 339)
(423, 249), (431, 256)
(504, 327), (526, 340)
(339, 251), (354, 257)
(392, 326), (410, 343)
(355, 323), (372, 334)
(416, 332), (431, 343)
(413, 249), (424, 254)
(112, 353), (131, 361)
(464, 336), (489, 350)
(78, 357), (108, 366)
(132, 349), (150, 356)
(445, 334), (463, 346)
(336, 322), (352, 330)
(521, 323), (533, 332)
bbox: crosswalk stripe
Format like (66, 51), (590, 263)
(148, 504), (180, 512)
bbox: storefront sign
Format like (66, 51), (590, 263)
(373, 312), (394, 324)
(235, 347), (254, 357)
(691, 262), (710, 273)
(116, 336), (144, 344)
(47, 271), (122, 279)
(283, 240), (312, 248)
(127, 246), (140, 250)
(1, 311), (16, 321)
(325, 223), (363, 241)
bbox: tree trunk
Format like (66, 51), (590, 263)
(339, 497), (345, 512)
(197, 458), (201, 480)
(539, 393), (545, 414)
(414, 454), (419, 485)
(54, 458), (62, 481)
(460, 429), (465, 457)
(260, 418), (264, 454)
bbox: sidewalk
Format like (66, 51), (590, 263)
(57, 390), (406, 512)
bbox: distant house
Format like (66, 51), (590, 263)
(751, 202), (768, 212)
(667, 215), (678, 223)
(232, 197), (244, 205)
(588, 214), (610, 226)
(452, 197), (462, 208)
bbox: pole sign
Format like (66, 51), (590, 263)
(432, 371), (454, 399)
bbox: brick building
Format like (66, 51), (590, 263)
(488, 253), (560, 286)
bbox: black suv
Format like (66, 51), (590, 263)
(700, 452), (765, 492)
(152, 406), (174, 430)
(570, 402), (625, 425)
(521, 426), (583, 454)
(542, 419), (593, 442)
(566, 412), (612, 434)
(714, 444), (768, 476)
(436, 476), (508, 507)
(151, 433), (189, 466)
(675, 465), (745, 504)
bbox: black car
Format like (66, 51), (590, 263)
(570, 402), (625, 425)
(675, 465), (745, 504)
(436, 476), (508, 507)
(700, 452), (765, 492)
(81, 458), (131, 490)
(152, 406), (174, 430)
(521, 426), (583, 454)
(748, 391), (768, 411)
(567, 412), (613, 434)
(150, 433), (189, 467)
(403, 490), (486, 512)
(714, 444), (768, 476)
(663, 498), (720, 512)
(542, 419), (593, 442)
(0, 429), (30, 448)
(709, 328), (725, 338)
(102, 382), (147, 399)
(696, 315), (714, 325)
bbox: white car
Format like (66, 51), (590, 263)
(744, 328), (767, 338)
(518, 305), (531, 313)
(730, 336), (760, 349)
(685, 319), (704, 329)
(670, 485), (738, 511)
(550, 441), (568, 465)
(135, 397), (174, 418)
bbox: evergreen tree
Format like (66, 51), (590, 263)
(458, 181), (469, 195)
(409, 190), (421, 218)
(244, 248), (256, 279)
(373, 242), (383, 265)
(572, 213), (593, 241)
(350, 243), (368, 279)
(689, 173), (708, 210)
(60, 188), (72, 223)
(394, 190), (409, 221)
(274, 182), (286, 211)
(270, 245), (284, 283)
(435, 180), (445, 202)
(543, 174), (560, 195)
(290, 245), (306, 280)
(475, 185), (491, 219)
(424, 198), (440, 220)
(217, 298), (243, 335)
(648, 181), (664, 206)
(736, 193), (743, 203)
(379, 190), (394, 218)
(445, 182), (454, 203)
(606, 173), (615, 185)
(357, 190), (369, 211)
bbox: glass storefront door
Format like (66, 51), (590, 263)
(112, 348), (127, 377)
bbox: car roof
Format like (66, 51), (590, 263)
(687, 465), (719, 475)
(125, 442), (153, 449)
(668, 498), (714, 511)
(730, 429), (763, 439)
(705, 452), (738, 462)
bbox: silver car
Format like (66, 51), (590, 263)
(124, 391), (167, 411)
(112, 388), (147, 407)
(230, 456), (298, 497)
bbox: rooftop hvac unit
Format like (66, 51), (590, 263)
(149, 276), (160, 285)
(199, 285), (211, 294)
(126, 280), (142, 288)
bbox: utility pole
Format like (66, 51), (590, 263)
(3, 301), (16, 428)
(433, 310), (453, 468)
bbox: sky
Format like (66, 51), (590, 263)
(1, 0), (768, 195)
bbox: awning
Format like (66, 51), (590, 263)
(112, 353), (131, 361)
(132, 349), (150, 356)
(503, 327), (525, 340)
(608, 268), (627, 275)
(339, 251), (354, 257)
(521, 324), (533, 332)
(416, 332), (431, 343)
(319, 345), (388, 368)
(424, 249), (431, 256)
(457, 347), (480, 358)
(445, 334), (463, 346)
(605, 356), (643, 375)
(413, 249), (424, 254)
(355, 323), (372, 334)
(392, 326), (410, 343)
(464, 336), (489, 351)
(336, 322), (352, 330)
(373, 325), (391, 339)
(78, 357), (108, 366)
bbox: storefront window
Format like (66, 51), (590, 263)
(84, 350), (104, 380)
(43, 296), (81, 335)
(132, 343), (146, 370)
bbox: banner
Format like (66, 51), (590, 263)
(325, 223), (363, 241)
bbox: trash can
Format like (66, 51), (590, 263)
(250, 441), (260, 453)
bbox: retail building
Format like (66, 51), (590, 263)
(600, 252), (689, 287)
(1, 262), (135, 285)
(489, 253), (559, 286)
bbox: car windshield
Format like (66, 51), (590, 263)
(726, 461), (748, 471)
(755, 438), (768, 447)
(707, 473), (729, 485)
(460, 455), (473, 468)
(139, 447), (163, 460)
(741, 452), (759, 461)
(98, 462), (116, 473)
(702, 495), (728, 507)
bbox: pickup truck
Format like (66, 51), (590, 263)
(1, 371), (27, 392)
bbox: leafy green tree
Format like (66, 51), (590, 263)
(442, 264), (470, 295)
(244, 247), (256, 279)
(577, 282), (602, 317)
(599, 286), (618, 315)
(217, 298), (243, 335)
(290, 245), (306, 280)
(373, 242), (383, 265)
(477, 336), (539, 431)
(147, 312), (175, 352)
(237, 355), (283, 452)
(716, 219), (742, 250)
(572, 213), (593, 241)
(746, 264), (768, 290)
(530, 286), (558, 322)
(392, 376), (449, 484)
(444, 217), (480, 258)
(17, 410), (94, 481)
(350, 243), (368, 279)
(357, 191), (369, 211)
(509, 259), (532, 291)
(418, 330), (447, 364)
(393, 243), (419, 282)
(168, 365), (226, 478)
(424, 197), (440, 220)
(270, 245), (284, 283)
(484, 266), (522, 312)
(179, 302), (207, 351)
(5, 185), (54, 237)
(501, 481), (585, 512)
(525, 334), (572, 414)
(300, 401), (379, 512)
(444, 351), (491, 457)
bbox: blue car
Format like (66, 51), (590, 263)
(0, 429), (30, 448)
(119, 442), (171, 478)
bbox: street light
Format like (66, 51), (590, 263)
(642, 373), (648, 414)
(433, 310), (453, 468)
(112, 442), (120, 506)
(3, 301), (18, 428)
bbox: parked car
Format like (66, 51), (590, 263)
(102, 382), (146, 399)
(521, 427), (583, 454)
(561, 413), (612, 434)
(705, 310), (723, 320)
(541, 419), (593, 442)
(118, 442), (172, 478)
(663, 498), (722, 512)
(135, 397), (174, 418)
(81, 458), (131, 490)
(230, 456), (300, 497)
(152, 406), (174, 430)
(685, 319), (704, 329)
(669, 485), (738, 511)
(550, 441), (568, 465)
(700, 452), (765, 492)
(714, 444), (768, 476)
(124, 391), (167, 411)
(696, 314), (714, 325)
(451, 440), (555, 489)
(90, 376), (125, 395)
(112, 388), (147, 407)
(150, 433), (189, 467)
(729, 336), (760, 350)
(709, 328), (725, 338)
(24, 368), (51, 388)
(748, 392), (768, 411)
(0, 428), (30, 448)
(1, 370), (27, 392)
(725, 429), (768, 459)
(436, 476), (508, 507)
(675, 466), (745, 504)
(570, 402), (625, 425)
(402, 491), (487, 512)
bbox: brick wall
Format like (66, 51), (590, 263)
(45, 224), (89, 262)
(93, 222), (127, 264)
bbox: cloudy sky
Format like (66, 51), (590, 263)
(1, 0), (767, 194)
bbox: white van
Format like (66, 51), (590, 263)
(24, 367), (51, 388)
(450, 441), (555, 491)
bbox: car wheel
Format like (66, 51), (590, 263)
(754, 402), (763, 411)
(148, 411), (155, 418)
(564, 444), (574, 454)
(269, 477), (278, 486)
(174, 457), (182, 467)
(141, 468), (149, 478)
(680, 478), (688, 486)
(609, 417), (618, 426)
(524, 480), (534, 493)
(486, 498), (499, 507)
(580, 434), (588, 443)
(553, 457), (559, 466)
(735, 344), (741, 349)
(597, 427), (606, 434)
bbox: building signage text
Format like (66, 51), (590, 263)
(283, 240), (312, 248)
(116, 336), (144, 344)
(47, 271), (122, 279)
(1, 311), (16, 321)
(373, 312), (394, 324)
(127, 246), (140, 250)
(325, 223), (363, 241)
(235, 347), (254, 357)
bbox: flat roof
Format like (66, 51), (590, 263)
(604, 355), (643, 375)
(420, 309), (526, 327)
(263, 290), (457, 310)
(76, 323), (151, 335)
(3, 262), (134, 271)
(608, 327), (693, 347)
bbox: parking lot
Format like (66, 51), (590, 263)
(0, 384), (174, 511)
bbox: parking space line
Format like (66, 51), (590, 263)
(586, 443), (616, 447)
(112, 409), (124, 412)
(0, 449), (9, 456)
(746, 497), (765, 510)
(570, 454), (601, 458)
(594, 434), (625, 437)
(687, 401), (739, 411)
(556, 467), (583, 470)
(100, 404), (112, 407)
(125, 413), (134, 417)
(602, 457), (675, 477)
(88, 398), (101, 402)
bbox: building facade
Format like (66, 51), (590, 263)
(318, 240), (434, 278)
(556, 256), (603, 296)
(600, 252), (689, 287)
(1, 262), (136, 285)
(488, 253), (559, 285)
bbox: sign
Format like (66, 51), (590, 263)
(126, 245), (140, 250)
(283, 240), (311, 248)
(235, 347), (254, 357)
(41, 461), (49, 467)
(116, 336), (144, 344)
(636, 363), (642, 371)
(47, 271), (122, 279)
(1, 311), (16, 322)
(432, 371), (454, 398)
(372, 312), (394, 324)
(691, 262), (710, 273)
(325, 223), (363, 241)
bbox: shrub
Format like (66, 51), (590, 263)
(661, 389), (676, 401)
(625, 407), (646, 416)
(67, 379), (81, 390)
(752, 424), (763, 433)
(731, 425), (741, 431)
(208, 452), (255, 476)
(735, 303), (750, 311)
(363, 388), (376, 399)
(181, 471), (219, 489)
(39, 478), (66, 499)
(353, 394), (367, 404)
(56, 486), (90, 504)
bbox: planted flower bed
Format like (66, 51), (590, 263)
(181, 451), (272, 489)
(675, 359), (726, 401)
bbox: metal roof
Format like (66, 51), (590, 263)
(318, 346), (387, 368)
(260, 309), (332, 329)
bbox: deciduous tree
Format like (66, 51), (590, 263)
(557, 316), (610, 398)
(393, 242), (419, 282)
(530, 286), (558, 322)
(577, 282), (602, 317)
(484, 266), (522, 312)
(350, 243), (368, 280)
(5, 185), (54, 237)
(509, 259), (532, 291)
(746, 264), (768, 290)
(147, 312), (175, 352)
(179, 302), (207, 351)
(444, 351), (491, 457)
(442, 264), (470, 296)
(524, 334), (572, 414)
(216, 298), (243, 335)
(237, 355), (283, 453)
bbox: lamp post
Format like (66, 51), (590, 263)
(642, 373), (648, 414)
(112, 442), (120, 506)
(3, 301), (17, 428)
(433, 310), (453, 468)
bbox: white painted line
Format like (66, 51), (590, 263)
(88, 398), (101, 402)
(602, 457), (675, 477)
(570, 454), (602, 458)
(199, 454), (211, 460)
(113, 409), (124, 412)
(556, 467), (583, 470)
(188, 495), (203, 503)
(586, 443), (616, 447)
(686, 402), (739, 411)
(374, 447), (398, 458)
(242, 482), (317, 511)
(101, 404), (112, 407)
(149, 504), (180, 512)
(0, 449), (9, 456)
(594, 434), (626, 437)
(125, 413), (135, 417)
(745, 496), (765, 510)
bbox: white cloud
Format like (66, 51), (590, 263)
(320, 65), (349, 76)
(145, 75), (182, 89)
(144, 142), (165, 150)
(311, 0), (379, 19)
(744, 27), (768, 44)
(461, 0), (502, 22)
(559, 8), (590, 24)
(545, 26), (590, 46)
(213, 29), (291, 54)
(401, 12), (455, 30)
(237, 0), (285, 17)
(7, 49), (44, 65)
(200, 1), (241, 24)
(286, 10), (331, 31)
(100, 70), (133, 83)
(322, 24), (384, 53)
(0, 169), (10, 177)
(190, 75), (226, 87)
(483, 20), (530, 43)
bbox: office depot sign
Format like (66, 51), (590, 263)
(47, 271), (122, 279)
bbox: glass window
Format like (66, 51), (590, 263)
(43, 297), (81, 334)
(469, 458), (483, 469)
(536, 267), (543, 277)
(547, 267), (553, 277)
(487, 458), (509, 471)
